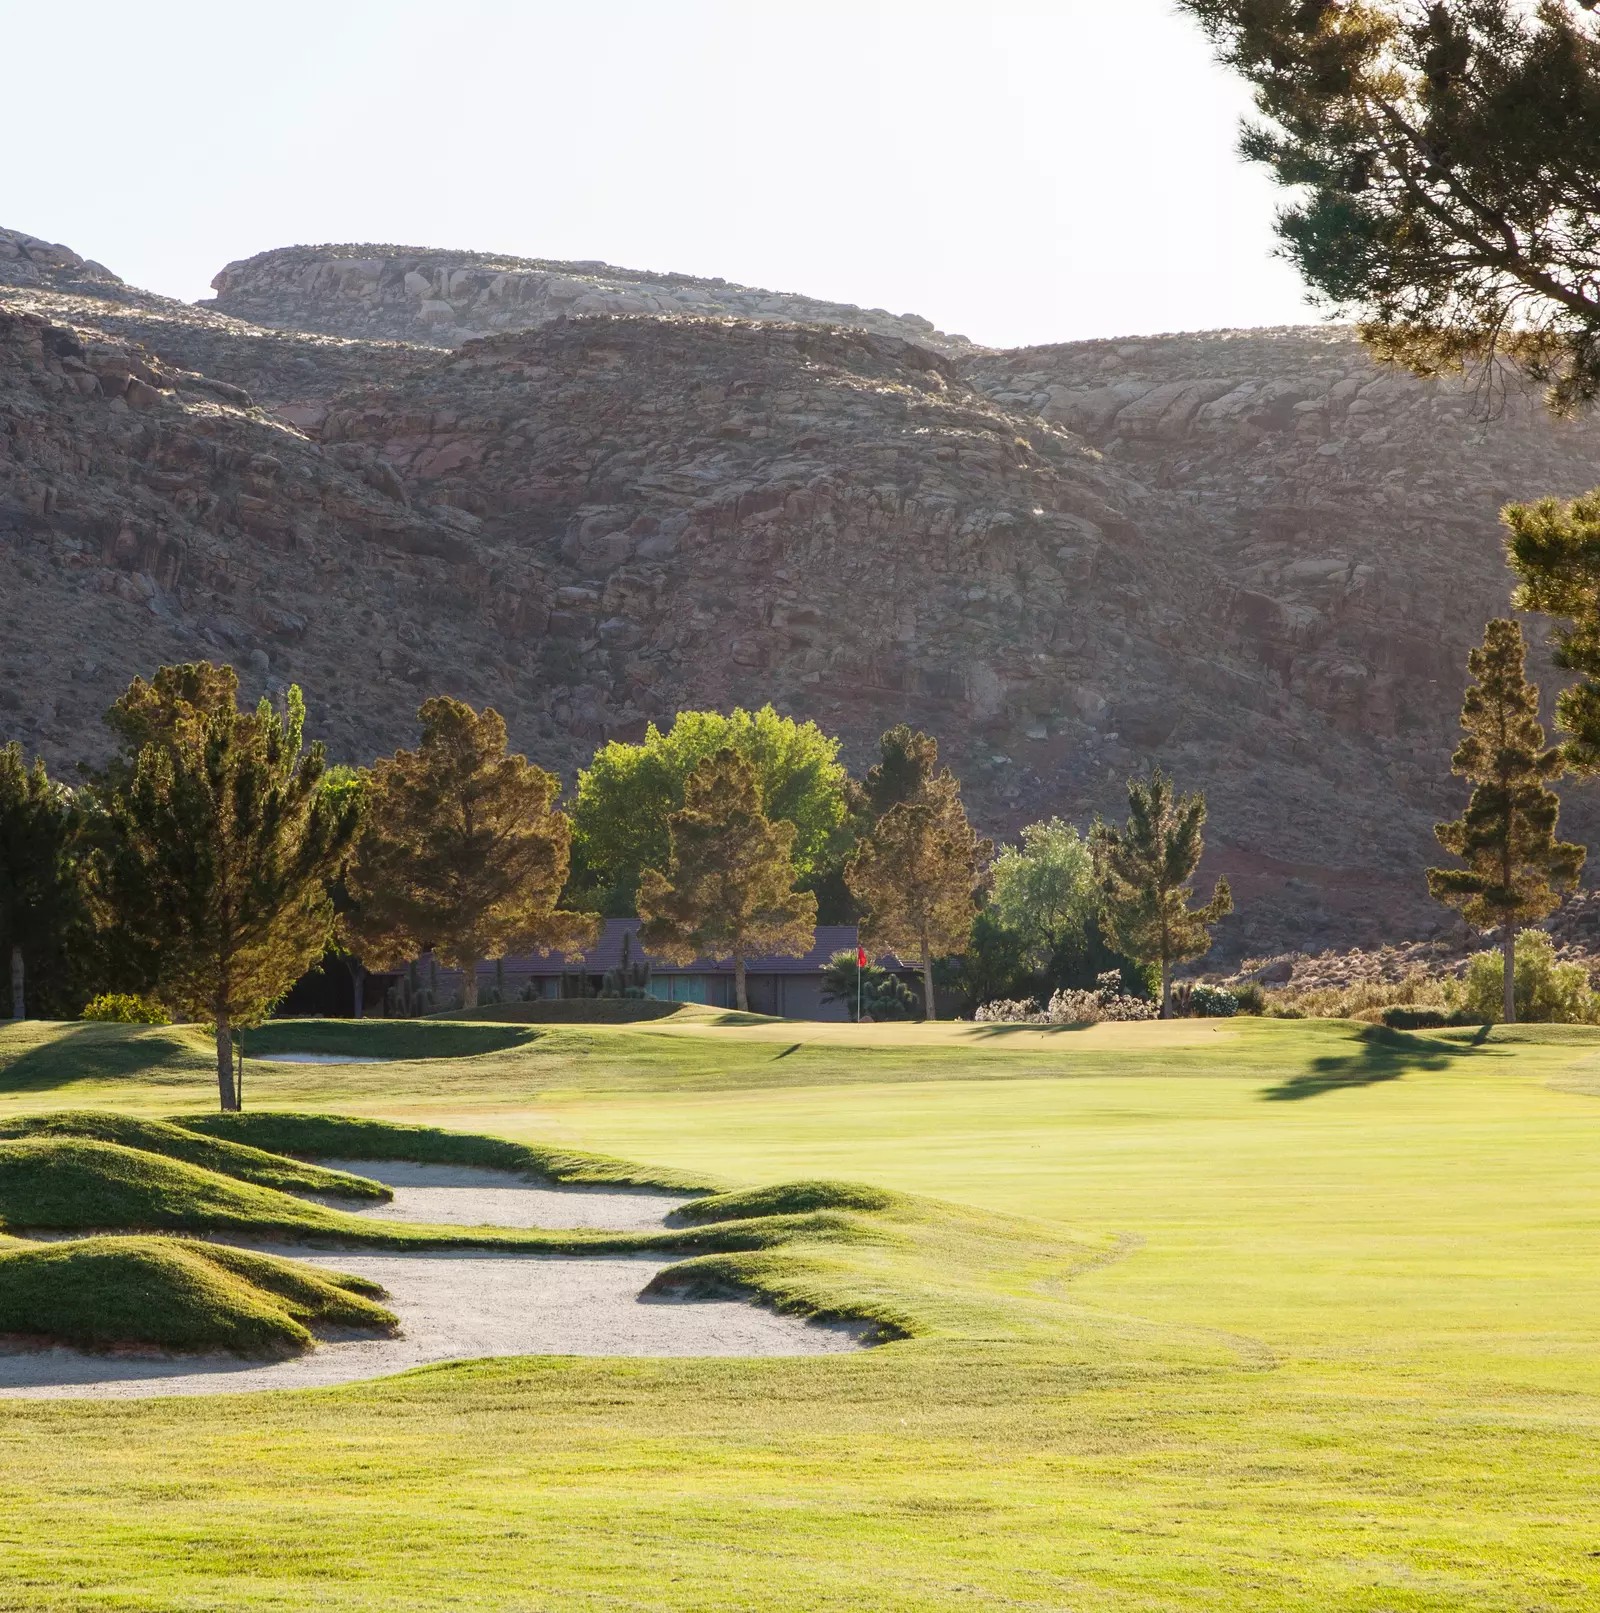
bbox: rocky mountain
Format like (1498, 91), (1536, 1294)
(6, 226), (1600, 959)
(208, 243), (975, 355)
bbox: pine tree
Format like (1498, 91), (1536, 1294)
(1427, 619), (1585, 1024)
(848, 802), (984, 1022)
(1177, 2), (1600, 415)
(1091, 770), (1232, 1018)
(345, 697), (593, 1010)
(0, 745), (80, 1020)
(1503, 490), (1600, 775)
(862, 724), (960, 817)
(847, 727), (988, 1020)
(96, 664), (360, 1109)
(638, 749), (816, 1013)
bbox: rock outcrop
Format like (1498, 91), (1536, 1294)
(7, 229), (1600, 959)
(208, 243), (975, 355)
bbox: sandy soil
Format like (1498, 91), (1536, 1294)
(307, 1160), (702, 1230)
(0, 1247), (864, 1399)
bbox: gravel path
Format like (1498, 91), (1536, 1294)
(307, 1160), (700, 1231)
(0, 1247), (865, 1399)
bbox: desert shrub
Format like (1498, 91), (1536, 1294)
(974, 987), (1155, 1025)
(1264, 974), (1449, 1024)
(1045, 989), (1103, 1024)
(1095, 993), (1157, 1022)
(80, 994), (170, 1025)
(1449, 930), (1599, 1025)
(974, 998), (1042, 1024)
(1189, 984), (1238, 1018)
(1232, 982), (1267, 1015)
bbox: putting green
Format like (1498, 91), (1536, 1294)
(1, 1014), (1599, 1610)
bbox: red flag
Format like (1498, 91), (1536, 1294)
(857, 945), (867, 968)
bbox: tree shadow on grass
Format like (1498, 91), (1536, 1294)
(0, 1023), (210, 1094)
(1262, 1024), (1488, 1101)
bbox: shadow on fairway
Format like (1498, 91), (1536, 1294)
(0, 1024), (210, 1094)
(1262, 1025), (1475, 1101)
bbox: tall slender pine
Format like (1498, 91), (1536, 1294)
(1428, 619), (1585, 1025)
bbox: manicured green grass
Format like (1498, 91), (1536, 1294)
(0, 1112), (393, 1200)
(240, 1019), (537, 1060)
(177, 1109), (719, 1191)
(0, 1236), (396, 1354)
(4, 1015), (1600, 1608)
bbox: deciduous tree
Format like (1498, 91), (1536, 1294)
(1427, 618), (1585, 1023)
(637, 749), (817, 1012)
(96, 664), (360, 1109)
(345, 697), (593, 1010)
(0, 745), (80, 1020)
(1178, 1), (1600, 414)
(989, 817), (1097, 969)
(1091, 770), (1232, 1018)
(571, 706), (852, 917)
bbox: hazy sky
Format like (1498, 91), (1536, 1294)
(7, 1), (1316, 349)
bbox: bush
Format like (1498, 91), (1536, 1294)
(80, 994), (170, 1025)
(1450, 930), (1599, 1025)
(974, 998), (1041, 1024)
(1380, 1006), (1477, 1030)
(973, 988), (1156, 1025)
(1233, 982), (1267, 1015)
(1189, 984), (1238, 1018)
(1263, 974), (1448, 1024)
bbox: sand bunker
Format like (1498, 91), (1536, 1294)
(0, 1247), (862, 1399)
(0, 1165), (862, 1398)
(307, 1160), (700, 1231)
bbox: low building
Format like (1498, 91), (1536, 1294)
(414, 920), (888, 1020)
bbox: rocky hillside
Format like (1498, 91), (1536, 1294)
(6, 227), (1600, 959)
(208, 243), (975, 355)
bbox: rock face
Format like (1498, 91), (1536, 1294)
(208, 243), (975, 355)
(7, 228), (1600, 959)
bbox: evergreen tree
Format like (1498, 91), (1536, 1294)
(862, 724), (961, 817)
(96, 664), (360, 1109)
(1091, 770), (1232, 1018)
(1503, 489), (1600, 774)
(346, 697), (593, 1010)
(1178, 1), (1600, 414)
(637, 748), (817, 1012)
(848, 801), (985, 1022)
(1427, 619), (1585, 1024)
(0, 745), (80, 1020)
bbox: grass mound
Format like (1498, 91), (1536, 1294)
(672, 1180), (903, 1223)
(0, 1138), (382, 1237)
(0, 1235), (396, 1354)
(242, 1020), (536, 1061)
(175, 1111), (720, 1193)
(0, 1113), (391, 1201)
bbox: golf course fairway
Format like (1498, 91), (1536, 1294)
(1, 1012), (1598, 1610)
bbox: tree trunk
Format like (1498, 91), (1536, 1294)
(9, 944), (22, 1022)
(350, 959), (365, 1019)
(734, 948), (748, 1013)
(1160, 958), (1172, 1020)
(1503, 929), (1517, 1025)
(921, 934), (938, 1022)
(461, 957), (480, 1011)
(215, 1008), (239, 1112)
